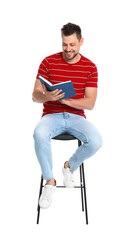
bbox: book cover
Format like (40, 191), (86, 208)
(38, 76), (76, 100)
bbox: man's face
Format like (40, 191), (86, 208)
(62, 33), (83, 62)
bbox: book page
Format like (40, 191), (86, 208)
(54, 80), (71, 86)
(39, 76), (53, 86)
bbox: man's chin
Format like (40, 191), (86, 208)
(65, 53), (74, 60)
(66, 56), (74, 60)
(64, 52), (78, 61)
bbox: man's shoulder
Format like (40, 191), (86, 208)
(81, 54), (97, 67)
(45, 52), (62, 62)
(39, 52), (62, 71)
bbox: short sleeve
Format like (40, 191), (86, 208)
(36, 58), (49, 80)
(85, 65), (98, 88)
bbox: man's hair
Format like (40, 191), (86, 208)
(61, 23), (82, 41)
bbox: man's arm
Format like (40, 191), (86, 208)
(60, 87), (97, 110)
(32, 79), (65, 103)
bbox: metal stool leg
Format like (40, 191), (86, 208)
(78, 139), (88, 224)
(79, 165), (84, 211)
(37, 175), (43, 224)
(78, 140), (84, 212)
(81, 163), (88, 224)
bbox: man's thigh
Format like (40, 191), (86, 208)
(33, 113), (66, 139)
(67, 114), (101, 143)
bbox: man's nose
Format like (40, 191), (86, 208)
(66, 46), (71, 51)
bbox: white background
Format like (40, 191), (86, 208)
(0, 0), (130, 239)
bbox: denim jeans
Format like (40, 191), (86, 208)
(33, 112), (103, 180)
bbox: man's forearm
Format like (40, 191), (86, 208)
(60, 97), (95, 110)
(32, 91), (47, 103)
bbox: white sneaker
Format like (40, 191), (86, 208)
(39, 184), (56, 209)
(62, 166), (75, 187)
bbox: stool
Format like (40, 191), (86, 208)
(36, 133), (88, 224)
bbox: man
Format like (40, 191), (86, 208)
(33, 23), (102, 209)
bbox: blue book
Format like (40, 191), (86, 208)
(38, 75), (76, 100)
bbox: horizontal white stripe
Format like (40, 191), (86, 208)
(47, 63), (96, 68)
(74, 88), (84, 90)
(86, 81), (97, 84)
(38, 73), (48, 79)
(47, 57), (62, 61)
(41, 63), (49, 72)
(50, 68), (91, 74)
(49, 74), (87, 79)
(49, 80), (86, 85)
(39, 68), (47, 73)
(88, 71), (98, 77)
(74, 65), (96, 68)
(75, 93), (84, 95)
(81, 60), (93, 63)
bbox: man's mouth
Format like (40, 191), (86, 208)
(63, 51), (79, 61)
(65, 51), (74, 57)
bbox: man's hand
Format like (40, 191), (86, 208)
(32, 78), (65, 103)
(43, 85), (65, 101)
(59, 87), (97, 110)
(60, 98), (70, 105)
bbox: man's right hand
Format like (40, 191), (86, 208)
(43, 84), (65, 101)
(32, 79), (65, 103)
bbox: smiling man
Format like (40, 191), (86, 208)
(33, 23), (103, 209)
(62, 32), (83, 62)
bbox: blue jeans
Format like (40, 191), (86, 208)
(33, 112), (103, 180)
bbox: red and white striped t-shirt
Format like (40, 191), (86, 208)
(36, 52), (98, 118)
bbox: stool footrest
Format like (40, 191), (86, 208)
(42, 185), (85, 188)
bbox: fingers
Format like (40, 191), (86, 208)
(56, 92), (65, 100)
(46, 89), (65, 101)
(51, 89), (62, 95)
(52, 89), (65, 100)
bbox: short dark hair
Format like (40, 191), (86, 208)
(61, 23), (82, 40)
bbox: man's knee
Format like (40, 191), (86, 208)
(89, 133), (103, 152)
(83, 132), (102, 153)
(33, 126), (49, 141)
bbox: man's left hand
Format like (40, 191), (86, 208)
(59, 98), (70, 105)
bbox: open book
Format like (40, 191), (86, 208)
(38, 76), (76, 100)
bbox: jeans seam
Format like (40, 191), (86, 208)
(68, 128), (88, 170)
(67, 127), (88, 143)
(70, 144), (86, 170)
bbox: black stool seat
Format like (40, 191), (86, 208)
(52, 133), (77, 141)
(37, 133), (88, 225)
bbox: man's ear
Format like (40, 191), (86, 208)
(80, 38), (84, 46)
